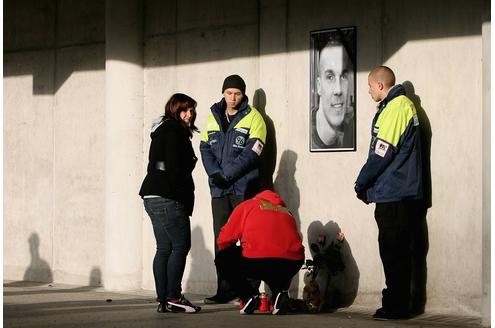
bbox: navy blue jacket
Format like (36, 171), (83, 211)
(200, 97), (266, 198)
(355, 85), (423, 203)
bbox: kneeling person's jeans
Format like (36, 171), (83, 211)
(215, 246), (303, 300)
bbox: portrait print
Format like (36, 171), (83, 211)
(310, 27), (356, 152)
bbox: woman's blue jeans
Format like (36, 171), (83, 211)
(144, 197), (191, 301)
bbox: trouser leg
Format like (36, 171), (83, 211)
(144, 199), (171, 302)
(263, 259), (303, 296)
(211, 195), (245, 297)
(242, 258), (303, 297)
(375, 201), (412, 314)
(144, 198), (191, 301)
(215, 246), (258, 301)
(410, 202), (429, 313)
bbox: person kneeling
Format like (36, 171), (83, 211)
(215, 190), (305, 315)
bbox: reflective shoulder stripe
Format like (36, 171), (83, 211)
(200, 115), (220, 142)
(376, 95), (416, 147)
(258, 199), (290, 213)
(235, 106), (267, 143)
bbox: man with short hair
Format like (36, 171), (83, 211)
(200, 74), (267, 304)
(355, 66), (425, 320)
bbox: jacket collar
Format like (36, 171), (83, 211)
(211, 96), (250, 123)
(378, 84), (405, 111)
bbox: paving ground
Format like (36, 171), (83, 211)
(4, 281), (485, 328)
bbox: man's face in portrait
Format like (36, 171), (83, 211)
(317, 44), (353, 128)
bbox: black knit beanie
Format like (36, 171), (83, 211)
(222, 74), (246, 94)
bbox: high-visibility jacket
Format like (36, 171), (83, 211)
(200, 97), (266, 198)
(355, 84), (423, 203)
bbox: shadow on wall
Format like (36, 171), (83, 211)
(305, 220), (359, 311)
(3, 0), (485, 95)
(253, 88), (277, 191)
(186, 226), (216, 294)
(403, 80), (432, 208)
(88, 267), (102, 287)
(273, 150), (301, 296)
(22, 233), (53, 284)
(403, 80), (431, 313)
(7, 233), (102, 289)
(5, 266), (102, 295)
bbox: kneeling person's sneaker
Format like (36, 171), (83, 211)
(272, 291), (289, 315)
(166, 295), (201, 313)
(240, 295), (261, 314)
(204, 294), (235, 304)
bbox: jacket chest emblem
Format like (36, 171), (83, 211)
(235, 136), (246, 147)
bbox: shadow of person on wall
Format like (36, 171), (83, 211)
(253, 88), (277, 191)
(23, 233), (53, 284)
(273, 150), (300, 226)
(5, 266), (102, 295)
(403, 81), (432, 208)
(273, 150), (301, 297)
(88, 267), (102, 287)
(185, 226), (216, 295)
(305, 220), (359, 312)
(403, 80), (431, 315)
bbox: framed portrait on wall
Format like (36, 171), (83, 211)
(310, 26), (356, 152)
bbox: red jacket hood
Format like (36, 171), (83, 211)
(254, 190), (286, 207)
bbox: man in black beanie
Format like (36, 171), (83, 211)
(200, 75), (267, 304)
(222, 74), (246, 94)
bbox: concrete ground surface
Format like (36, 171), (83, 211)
(4, 281), (485, 328)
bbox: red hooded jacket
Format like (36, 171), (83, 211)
(217, 190), (305, 260)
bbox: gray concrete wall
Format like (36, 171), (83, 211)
(4, 0), (106, 286)
(3, 0), (489, 321)
(481, 1), (491, 326)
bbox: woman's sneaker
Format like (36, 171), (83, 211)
(157, 302), (167, 313)
(240, 295), (261, 314)
(272, 291), (289, 315)
(166, 295), (201, 313)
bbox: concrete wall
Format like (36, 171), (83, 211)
(4, 0), (106, 286)
(3, 0), (489, 320)
(481, 1), (491, 326)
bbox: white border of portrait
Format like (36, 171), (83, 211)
(309, 26), (357, 152)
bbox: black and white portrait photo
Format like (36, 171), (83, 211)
(310, 27), (356, 152)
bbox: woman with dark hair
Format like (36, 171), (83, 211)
(139, 93), (201, 313)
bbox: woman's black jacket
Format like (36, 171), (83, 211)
(139, 118), (197, 216)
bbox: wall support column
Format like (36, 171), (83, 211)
(481, 1), (490, 326)
(104, 0), (144, 290)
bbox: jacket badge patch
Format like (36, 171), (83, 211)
(235, 136), (245, 146)
(236, 127), (248, 134)
(374, 139), (389, 157)
(252, 139), (264, 156)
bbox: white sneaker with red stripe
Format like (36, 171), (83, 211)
(166, 295), (201, 313)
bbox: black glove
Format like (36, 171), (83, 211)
(211, 172), (230, 189)
(354, 185), (369, 204)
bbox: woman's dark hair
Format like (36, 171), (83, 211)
(163, 93), (199, 137)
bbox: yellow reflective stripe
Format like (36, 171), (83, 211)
(234, 106), (267, 143)
(259, 199), (290, 213)
(376, 96), (415, 146)
(200, 115), (220, 142)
